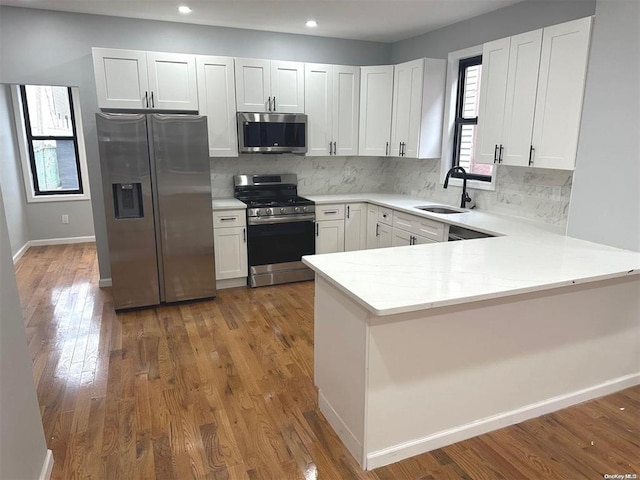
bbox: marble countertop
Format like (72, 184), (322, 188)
(302, 193), (640, 316)
(212, 198), (246, 210)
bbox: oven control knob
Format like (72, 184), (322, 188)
(266, 208), (273, 215)
(294, 206), (300, 213)
(302, 206), (307, 212)
(256, 209), (262, 216)
(280, 207), (286, 214)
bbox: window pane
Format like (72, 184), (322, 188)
(457, 124), (493, 177)
(32, 140), (79, 191)
(461, 64), (481, 120)
(24, 85), (73, 136)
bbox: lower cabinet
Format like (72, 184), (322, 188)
(315, 203), (346, 254)
(213, 210), (248, 289)
(344, 203), (367, 251)
(391, 227), (437, 246)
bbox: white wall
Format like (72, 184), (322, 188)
(567, 0), (640, 252)
(0, 84), (30, 257)
(0, 181), (50, 479)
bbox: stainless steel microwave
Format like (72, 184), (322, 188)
(237, 112), (307, 154)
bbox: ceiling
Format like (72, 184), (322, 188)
(0, 0), (523, 43)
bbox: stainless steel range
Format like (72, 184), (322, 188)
(234, 174), (315, 287)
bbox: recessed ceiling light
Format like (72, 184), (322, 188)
(178, 5), (192, 14)
(305, 20), (318, 28)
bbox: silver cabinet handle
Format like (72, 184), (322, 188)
(385, 141), (389, 156)
(144, 91), (148, 108)
(151, 91), (154, 108)
(316, 223), (319, 236)
(528, 145), (535, 166)
(499, 144), (504, 163)
(376, 223), (380, 236)
(333, 141), (337, 155)
(273, 96), (276, 111)
(323, 210), (338, 215)
(329, 141), (333, 155)
(267, 96), (272, 111)
(399, 142), (402, 156)
(347, 205), (350, 219)
(243, 227), (246, 242)
(220, 217), (237, 222)
(494, 144), (498, 163)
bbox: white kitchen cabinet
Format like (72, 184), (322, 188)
(476, 17), (592, 170)
(235, 58), (304, 113)
(305, 64), (360, 156)
(92, 48), (198, 110)
(366, 204), (380, 249)
(391, 227), (413, 247)
(213, 210), (248, 288)
(315, 204), (346, 254)
(359, 66), (394, 156)
(365, 204), (393, 249)
(196, 55), (238, 157)
(344, 203), (367, 251)
(530, 17), (592, 170)
(377, 222), (393, 248)
(390, 58), (446, 159)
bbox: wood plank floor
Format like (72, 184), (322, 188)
(15, 243), (639, 479)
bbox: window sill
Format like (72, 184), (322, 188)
(27, 193), (91, 203)
(444, 177), (495, 192)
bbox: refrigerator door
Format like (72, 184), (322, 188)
(96, 113), (160, 309)
(150, 114), (216, 302)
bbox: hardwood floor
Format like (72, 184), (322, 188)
(15, 243), (639, 479)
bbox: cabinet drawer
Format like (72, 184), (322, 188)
(393, 211), (447, 242)
(213, 210), (246, 228)
(378, 206), (393, 225)
(316, 204), (345, 221)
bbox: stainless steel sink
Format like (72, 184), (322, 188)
(416, 206), (465, 214)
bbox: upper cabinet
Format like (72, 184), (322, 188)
(476, 17), (592, 170)
(390, 58), (447, 159)
(92, 48), (198, 111)
(196, 55), (238, 157)
(359, 66), (394, 157)
(235, 58), (304, 113)
(305, 64), (360, 156)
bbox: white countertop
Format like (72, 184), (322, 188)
(212, 198), (246, 210)
(302, 193), (640, 316)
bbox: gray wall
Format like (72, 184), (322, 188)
(0, 181), (49, 479)
(0, 85), (30, 256)
(0, 6), (391, 280)
(567, 0), (640, 251)
(391, 0), (596, 61)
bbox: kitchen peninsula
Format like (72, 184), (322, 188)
(302, 199), (640, 470)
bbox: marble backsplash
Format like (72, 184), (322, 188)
(211, 154), (573, 228)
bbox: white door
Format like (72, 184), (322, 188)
(531, 17), (592, 170)
(146, 52), (198, 110)
(359, 66), (394, 156)
(413, 234), (437, 245)
(344, 203), (367, 251)
(391, 59), (424, 158)
(333, 66), (360, 156)
(305, 64), (333, 156)
(92, 47), (148, 109)
(476, 37), (511, 164)
(196, 56), (238, 157)
(214, 226), (248, 280)
(271, 60), (305, 113)
(391, 227), (412, 247)
(316, 220), (345, 254)
(501, 29), (543, 166)
(377, 222), (393, 248)
(235, 58), (271, 112)
(366, 204), (379, 249)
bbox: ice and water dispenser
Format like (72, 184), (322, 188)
(113, 183), (143, 219)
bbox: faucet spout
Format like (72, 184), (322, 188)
(444, 166), (471, 209)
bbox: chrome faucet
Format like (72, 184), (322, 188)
(444, 166), (472, 209)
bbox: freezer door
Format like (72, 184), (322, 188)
(150, 114), (216, 302)
(96, 113), (160, 309)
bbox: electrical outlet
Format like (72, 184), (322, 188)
(61, 214), (69, 224)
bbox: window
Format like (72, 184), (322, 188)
(19, 85), (84, 196)
(452, 55), (493, 182)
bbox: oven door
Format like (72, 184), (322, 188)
(247, 220), (315, 266)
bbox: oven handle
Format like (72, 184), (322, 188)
(248, 214), (316, 225)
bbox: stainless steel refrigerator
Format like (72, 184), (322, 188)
(96, 113), (216, 310)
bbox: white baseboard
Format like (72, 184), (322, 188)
(216, 277), (248, 290)
(39, 449), (54, 480)
(29, 235), (95, 247)
(12, 242), (30, 264)
(318, 391), (364, 467)
(366, 373), (640, 470)
(99, 278), (112, 288)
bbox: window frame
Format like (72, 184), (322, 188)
(11, 85), (91, 203)
(440, 45), (496, 192)
(451, 55), (489, 182)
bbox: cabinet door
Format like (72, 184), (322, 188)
(359, 66), (394, 156)
(316, 220), (345, 254)
(377, 222), (393, 248)
(413, 234), (437, 245)
(305, 64), (333, 156)
(146, 52), (198, 110)
(196, 56), (238, 157)
(366, 204), (379, 249)
(531, 17), (592, 170)
(92, 48), (149, 109)
(333, 66), (360, 156)
(271, 60), (305, 113)
(391, 59), (424, 158)
(235, 58), (271, 112)
(501, 29), (543, 166)
(344, 203), (367, 252)
(476, 38), (511, 164)
(214, 226), (248, 280)
(391, 227), (412, 247)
